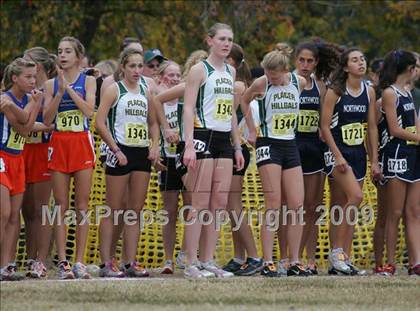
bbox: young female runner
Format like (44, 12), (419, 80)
(22, 47), (56, 278)
(153, 50), (208, 270)
(294, 40), (339, 275)
(320, 48), (376, 275)
(0, 58), (42, 281)
(242, 45), (308, 277)
(43, 36), (96, 279)
(96, 48), (160, 277)
(221, 43), (262, 276)
(379, 50), (419, 275)
(182, 23), (244, 279)
(155, 60), (188, 274)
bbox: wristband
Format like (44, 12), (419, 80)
(234, 145), (242, 151)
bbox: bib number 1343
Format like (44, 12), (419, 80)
(125, 123), (148, 146)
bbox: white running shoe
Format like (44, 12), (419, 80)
(201, 261), (234, 278)
(277, 259), (289, 276)
(72, 262), (91, 279)
(328, 249), (351, 275)
(184, 264), (205, 279)
(176, 251), (187, 269)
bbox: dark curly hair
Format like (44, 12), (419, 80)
(294, 38), (340, 82)
(378, 50), (416, 90)
(329, 47), (363, 96)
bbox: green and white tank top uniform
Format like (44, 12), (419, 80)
(105, 81), (149, 168)
(160, 100), (180, 159)
(255, 73), (302, 169)
(99, 76), (150, 164)
(192, 60), (234, 158)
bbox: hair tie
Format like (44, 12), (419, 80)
(394, 50), (403, 65)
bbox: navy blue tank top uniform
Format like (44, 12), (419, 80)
(324, 81), (370, 181)
(377, 105), (391, 185)
(381, 86), (419, 183)
(296, 77), (326, 174)
(233, 105), (251, 176)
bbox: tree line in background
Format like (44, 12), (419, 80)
(1, 0), (419, 68)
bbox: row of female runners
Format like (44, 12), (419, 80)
(0, 22), (419, 281)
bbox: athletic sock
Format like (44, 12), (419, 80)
(233, 257), (245, 265)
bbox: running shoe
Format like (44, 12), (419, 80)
(201, 261), (234, 278)
(287, 263), (310, 277)
(410, 264), (420, 276)
(161, 260), (174, 274)
(58, 260), (75, 279)
(306, 263), (318, 275)
(235, 257), (263, 276)
(196, 262), (216, 278)
(346, 261), (367, 276)
(382, 263), (396, 276)
(328, 249), (351, 275)
(277, 259), (289, 276)
(99, 261), (125, 278)
(1, 264), (25, 281)
(261, 262), (279, 277)
(123, 262), (149, 277)
(25, 259), (36, 278)
(184, 264), (205, 279)
(32, 261), (47, 278)
(176, 251), (187, 269)
(373, 265), (384, 275)
(222, 258), (243, 273)
(72, 262), (91, 279)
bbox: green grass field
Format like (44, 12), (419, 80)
(1, 275), (419, 311)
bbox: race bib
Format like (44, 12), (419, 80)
(255, 146), (270, 163)
(0, 157), (5, 173)
(6, 128), (25, 151)
(272, 113), (296, 136)
(106, 149), (118, 168)
(341, 122), (364, 146)
(26, 131), (42, 144)
(57, 110), (84, 132)
(193, 139), (206, 153)
(324, 151), (335, 167)
(125, 123), (148, 146)
(99, 141), (109, 157)
(214, 98), (233, 121)
(405, 126), (418, 145)
(298, 110), (319, 133)
(48, 146), (53, 162)
(388, 158), (407, 173)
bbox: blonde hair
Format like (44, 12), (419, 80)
(158, 60), (180, 77)
(182, 50), (208, 79)
(59, 36), (85, 59)
(24, 47), (57, 79)
(207, 23), (233, 38)
(2, 58), (36, 91)
(261, 42), (293, 71)
(95, 59), (118, 77)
